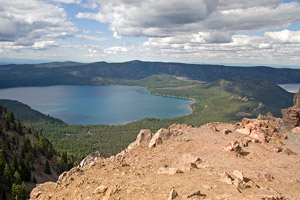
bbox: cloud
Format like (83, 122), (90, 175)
(51, 0), (82, 4)
(204, 2), (300, 33)
(80, 0), (99, 9)
(0, 0), (77, 49)
(218, 0), (282, 9)
(75, 34), (108, 41)
(265, 30), (300, 44)
(76, 0), (300, 42)
(88, 48), (97, 53)
(140, 32), (300, 65)
(104, 46), (128, 54)
(74, 0), (299, 65)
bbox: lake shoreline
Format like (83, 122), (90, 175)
(0, 85), (195, 125)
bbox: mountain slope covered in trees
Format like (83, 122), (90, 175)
(0, 104), (77, 200)
(0, 60), (300, 88)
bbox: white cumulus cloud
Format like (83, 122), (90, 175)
(76, 0), (300, 43)
(104, 46), (128, 54)
(265, 30), (300, 44)
(0, 0), (77, 49)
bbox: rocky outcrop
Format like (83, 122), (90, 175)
(281, 106), (300, 130)
(149, 128), (172, 148)
(294, 88), (300, 109)
(127, 129), (153, 151)
(235, 118), (285, 143)
(135, 129), (152, 145)
(281, 89), (300, 130)
(79, 151), (102, 168)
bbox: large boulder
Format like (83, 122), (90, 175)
(79, 151), (102, 168)
(127, 129), (152, 151)
(281, 106), (300, 130)
(135, 129), (152, 145)
(148, 128), (172, 148)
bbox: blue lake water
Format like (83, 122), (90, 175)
(278, 83), (300, 93)
(0, 85), (195, 125)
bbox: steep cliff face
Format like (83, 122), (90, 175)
(31, 117), (300, 200)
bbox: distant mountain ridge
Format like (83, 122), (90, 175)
(0, 60), (300, 89)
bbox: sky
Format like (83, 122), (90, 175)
(0, 0), (300, 67)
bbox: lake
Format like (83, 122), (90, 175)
(0, 85), (195, 125)
(278, 83), (300, 93)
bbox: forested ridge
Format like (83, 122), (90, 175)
(1, 60), (300, 89)
(0, 104), (77, 200)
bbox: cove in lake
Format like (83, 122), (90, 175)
(0, 85), (195, 125)
(278, 83), (300, 93)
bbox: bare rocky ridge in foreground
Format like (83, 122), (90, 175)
(30, 92), (300, 200)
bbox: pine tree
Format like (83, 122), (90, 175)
(13, 122), (17, 132)
(46, 146), (54, 160)
(5, 113), (10, 130)
(23, 162), (31, 182)
(38, 135), (46, 155)
(9, 112), (15, 122)
(27, 152), (35, 165)
(30, 141), (37, 157)
(13, 171), (22, 185)
(11, 182), (28, 200)
(0, 185), (6, 200)
(17, 120), (23, 135)
(5, 140), (11, 151)
(24, 135), (30, 153)
(12, 153), (18, 172)
(4, 164), (12, 187)
(44, 160), (51, 174)
(57, 157), (67, 172)
(32, 175), (37, 184)
(0, 150), (5, 175)
(21, 147), (26, 159)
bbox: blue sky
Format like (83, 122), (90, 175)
(0, 0), (300, 67)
